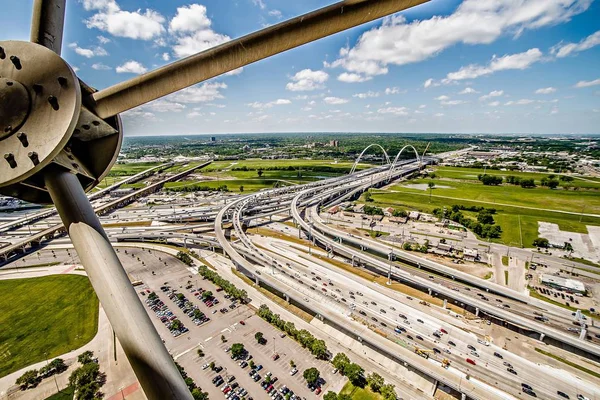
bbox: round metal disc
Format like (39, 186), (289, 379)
(0, 40), (81, 188)
(0, 78), (30, 139)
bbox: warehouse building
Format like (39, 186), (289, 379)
(540, 274), (586, 294)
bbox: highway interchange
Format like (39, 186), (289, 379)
(1, 158), (599, 400)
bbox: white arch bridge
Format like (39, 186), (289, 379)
(349, 144), (421, 178)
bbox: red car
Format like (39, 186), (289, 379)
(466, 358), (476, 365)
(440, 328), (448, 334)
(239, 320), (246, 325)
(315, 387), (322, 395)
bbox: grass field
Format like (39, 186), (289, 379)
(0, 275), (99, 378)
(45, 386), (75, 400)
(534, 348), (600, 380)
(434, 167), (600, 189)
(339, 381), (382, 400)
(370, 177), (600, 247)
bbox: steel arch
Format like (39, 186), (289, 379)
(349, 144), (391, 174)
(387, 145), (420, 180)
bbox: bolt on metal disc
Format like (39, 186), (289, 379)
(0, 40), (81, 188)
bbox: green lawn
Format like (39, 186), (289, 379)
(502, 256), (509, 266)
(339, 381), (382, 400)
(369, 181), (600, 247)
(434, 167), (600, 189)
(0, 275), (99, 377)
(392, 179), (600, 214)
(45, 386), (75, 400)
(534, 348), (600, 380)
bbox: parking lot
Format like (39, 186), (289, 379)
(134, 255), (340, 400)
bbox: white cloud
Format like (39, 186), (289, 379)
(551, 30), (600, 58)
(323, 97), (349, 105)
(246, 99), (291, 109)
(327, 0), (589, 78)
(574, 78), (600, 88)
(488, 101), (500, 107)
(504, 99), (535, 105)
(161, 52), (170, 61)
(423, 78), (435, 88)
(301, 107), (312, 111)
(144, 99), (186, 113)
(353, 91), (380, 99)
(68, 42), (108, 58)
(535, 87), (556, 94)
(116, 60), (147, 74)
(286, 69), (329, 91)
(434, 113), (444, 117)
(435, 95), (450, 101)
(385, 87), (401, 95)
(337, 72), (371, 83)
(187, 111), (203, 118)
(224, 67), (244, 76)
(419, 104), (426, 109)
(377, 107), (409, 116)
(551, 107), (559, 114)
(91, 62), (111, 70)
(84, 0), (165, 40)
(169, 4), (211, 33)
(168, 82), (227, 103)
(268, 10), (282, 18)
(479, 90), (504, 101)
(459, 87), (478, 94)
(251, 0), (266, 10)
(442, 100), (468, 106)
(97, 35), (111, 44)
(445, 48), (543, 82)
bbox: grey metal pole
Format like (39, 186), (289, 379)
(44, 167), (192, 400)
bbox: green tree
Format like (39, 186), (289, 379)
(332, 353), (350, 374)
(201, 290), (213, 299)
(15, 369), (39, 389)
(367, 372), (385, 393)
(344, 363), (364, 386)
(209, 361), (215, 370)
(564, 242), (574, 254)
(221, 334), (227, 343)
(323, 392), (338, 400)
(303, 367), (320, 385)
(255, 332), (264, 343)
(533, 237), (549, 248)
(197, 348), (205, 358)
(380, 384), (397, 400)
(290, 360), (296, 368)
(231, 343), (245, 358)
(311, 339), (328, 359)
(364, 191), (373, 202)
(257, 168), (264, 178)
(77, 351), (95, 365)
(192, 388), (209, 400)
(239, 185), (244, 192)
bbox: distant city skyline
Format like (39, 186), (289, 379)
(4, 0), (600, 135)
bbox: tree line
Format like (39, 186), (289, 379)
(198, 265), (248, 301)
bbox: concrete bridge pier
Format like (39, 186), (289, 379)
(461, 393), (466, 400)
(284, 294), (290, 303)
(475, 307), (480, 317)
(443, 299), (447, 309)
(580, 329), (587, 340)
(539, 332), (545, 341)
(428, 288), (432, 295)
(254, 276), (259, 285)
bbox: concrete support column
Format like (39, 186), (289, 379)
(284, 294), (289, 303)
(461, 393), (466, 400)
(539, 332), (545, 341)
(428, 288), (432, 295)
(475, 307), (480, 317)
(443, 299), (447, 309)
(254, 276), (259, 285)
(579, 329), (587, 340)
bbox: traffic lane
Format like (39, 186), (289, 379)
(259, 237), (595, 399)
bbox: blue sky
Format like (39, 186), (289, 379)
(4, 0), (600, 135)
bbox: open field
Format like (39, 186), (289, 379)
(203, 159), (373, 172)
(368, 188), (600, 247)
(0, 275), (99, 377)
(339, 381), (382, 400)
(433, 167), (600, 189)
(391, 178), (600, 214)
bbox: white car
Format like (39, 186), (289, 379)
(290, 368), (298, 376)
(202, 363), (209, 370)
